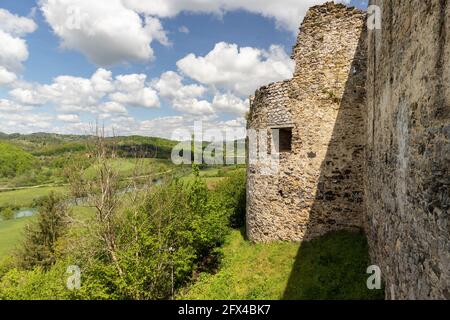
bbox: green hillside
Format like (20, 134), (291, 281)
(0, 142), (34, 178)
(0, 132), (178, 159)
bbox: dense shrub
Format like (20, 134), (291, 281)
(70, 176), (235, 300)
(212, 170), (246, 228)
(0, 261), (73, 300)
(0, 142), (34, 178)
(0, 207), (14, 220)
(18, 193), (71, 271)
(0, 168), (247, 300)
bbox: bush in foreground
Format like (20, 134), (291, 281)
(0, 169), (247, 300)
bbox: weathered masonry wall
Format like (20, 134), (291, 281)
(246, 3), (367, 242)
(247, 0), (450, 299)
(365, 0), (450, 299)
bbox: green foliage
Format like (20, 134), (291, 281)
(0, 162), (248, 300)
(114, 135), (178, 159)
(322, 88), (341, 104)
(0, 260), (74, 300)
(117, 182), (200, 299)
(212, 170), (246, 228)
(0, 132), (89, 156)
(192, 163), (200, 177)
(67, 176), (235, 300)
(0, 142), (34, 178)
(33, 142), (87, 157)
(0, 207), (14, 220)
(18, 193), (70, 271)
(187, 178), (230, 260)
(0, 132), (178, 159)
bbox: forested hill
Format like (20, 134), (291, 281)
(0, 132), (178, 159)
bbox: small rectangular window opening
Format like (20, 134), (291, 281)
(273, 127), (293, 153)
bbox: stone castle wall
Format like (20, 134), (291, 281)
(246, 3), (367, 242)
(365, 0), (450, 299)
(246, 0), (449, 299)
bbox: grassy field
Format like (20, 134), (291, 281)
(0, 216), (34, 259)
(83, 158), (175, 180)
(0, 186), (67, 208)
(0, 206), (97, 260)
(0, 158), (177, 208)
(180, 230), (384, 300)
(180, 166), (245, 189)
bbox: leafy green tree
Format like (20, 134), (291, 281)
(0, 207), (15, 221)
(18, 192), (70, 271)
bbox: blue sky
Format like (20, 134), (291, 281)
(0, 0), (368, 138)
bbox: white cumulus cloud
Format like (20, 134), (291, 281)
(98, 101), (128, 114)
(212, 92), (249, 116)
(0, 8), (37, 36)
(178, 26), (190, 34)
(9, 69), (159, 112)
(153, 71), (212, 115)
(123, 0), (350, 33)
(110, 74), (160, 108)
(177, 42), (294, 96)
(0, 67), (17, 85)
(40, 0), (170, 66)
(0, 99), (32, 112)
(57, 114), (80, 122)
(0, 9), (36, 85)
(0, 99), (53, 133)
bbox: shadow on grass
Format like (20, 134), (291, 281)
(279, 16), (387, 300)
(282, 230), (384, 300)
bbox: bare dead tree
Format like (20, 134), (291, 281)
(90, 126), (125, 276)
(67, 125), (124, 277)
(65, 123), (181, 299)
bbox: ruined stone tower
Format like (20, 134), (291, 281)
(246, 1), (449, 299)
(246, 3), (367, 242)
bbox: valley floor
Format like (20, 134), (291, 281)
(0, 165), (242, 261)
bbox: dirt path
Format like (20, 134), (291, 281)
(0, 183), (68, 192)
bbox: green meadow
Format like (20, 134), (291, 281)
(0, 186), (68, 208)
(0, 216), (34, 259)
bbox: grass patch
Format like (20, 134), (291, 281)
(0, 217), (33, 259)
(0, 186), (67, 208)
(180, 167), (245, 190)
(83, 158), (174, 180)
(180, 230), (384, 300)
(0, 205), (95, 260)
